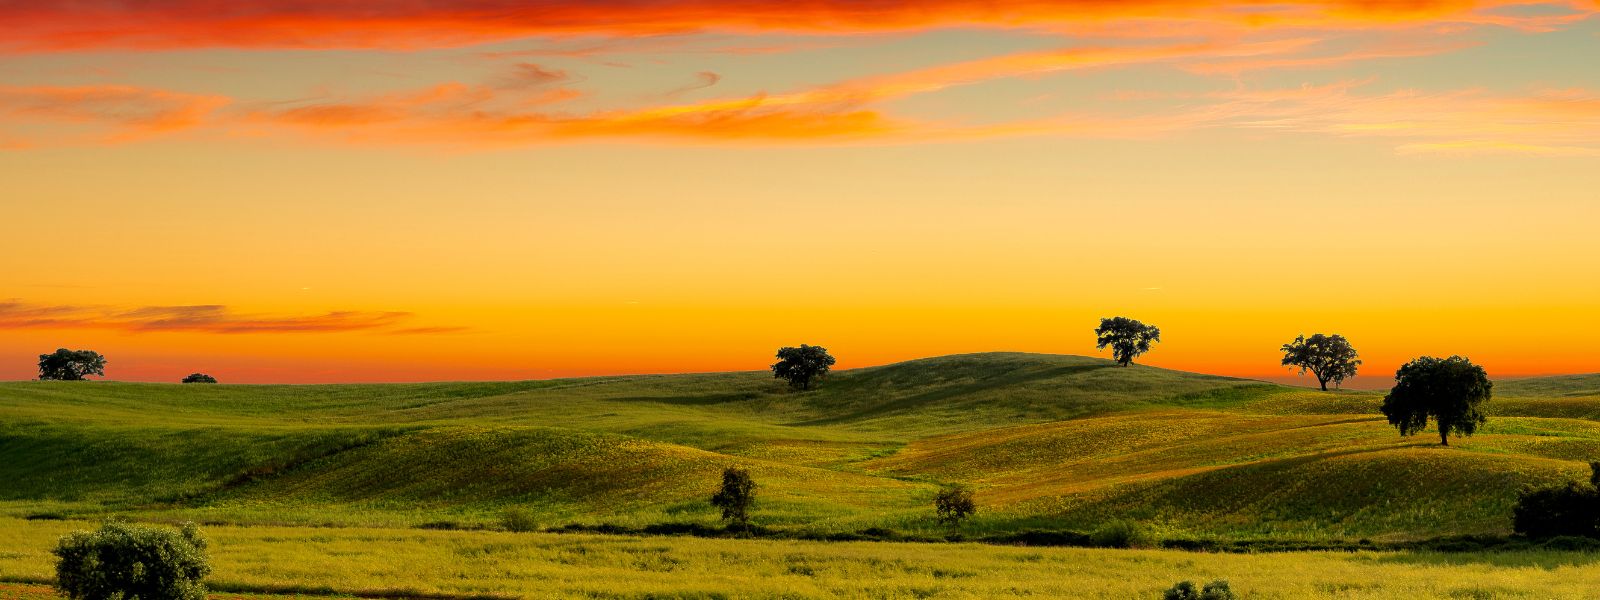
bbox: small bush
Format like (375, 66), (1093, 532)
(934, 485), (976, 526)
(1163, 579), (1235, 600)
(1538, 535), (1600, 552)
(1092, 519), (1155, 549)
(54, 521), (211, 600)
(1512, 463), (1600, 539)
(500, 507), (539, 533)
(181, 373), (218, 384)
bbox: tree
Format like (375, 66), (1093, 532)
(1094, 317), (1160, 367)
(710, 466), (756, 528)
(182, 373), (218, 384)
(934, 485), (976, 526)
(54, 521), (211, 600)
(37, 349), (106, 381)
(1379, 355), (1492, 446)
(1280, 333), (1361, 391)
(771, 344), (836, 390)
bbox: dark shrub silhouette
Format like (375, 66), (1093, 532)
(1513, 462), (1600, 539)
(1280, 333), (1361, 391)
(1164, 580), (1235, 600)
(710, 466), (756, 527)
(934, 485), (976, 526)
(38, 349), (106, 381)
(54, 521), (210, 600)
(181, 373), (218, 384)
(771, 344), (835, 390)
(500, 507), (539, 533)
(1380, 355), (1491, 446)
(1091, 519), (1154, 548)
(1095, 317), (1160, 366)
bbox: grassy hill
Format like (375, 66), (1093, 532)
(2, 352), (1596, 540)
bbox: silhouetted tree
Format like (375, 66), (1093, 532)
(934, 485), (976, 526)
(710, 466), (756, 528)
(771, 344), (836, 390)
(37, 349), (106, 381)
(1380, 355), (1491, 446)
(1095, 317), (1160, 366)
(181, 373), (218, 384)
(1280, 333), (1361, 391)
(1513, 462), (1600, 539)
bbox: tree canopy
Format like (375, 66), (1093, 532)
(709, 466), (756, 528)
(1280, 333), (1361, 391)
(1094, 317), (1160, 367)
(37, 349), (107, 381)
(771, 344), (836, 390)
(934, 485), (976, 526)
(182, 373), (218, 384)
(1379, 355), (1492, 446)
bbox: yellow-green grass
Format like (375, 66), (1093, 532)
(4, 519), (1600, 599)
(3, 353), (1599, 540)
(0, 583), (307, 600)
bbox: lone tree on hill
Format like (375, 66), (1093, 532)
(771, 344), (835, 390)
(934, 485), (976, 526)
(37, 349), (106, 381)
(182, 373), (218, 384)
(1280, 333), (1361, 391)
(1380, 355), (1491, 446)
(710, 466), (756, 528)
(1094, 317), (1160, 367)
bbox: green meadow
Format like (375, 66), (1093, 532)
(5, 352), (1600, 597)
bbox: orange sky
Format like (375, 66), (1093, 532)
(2, 1), (1598, 386)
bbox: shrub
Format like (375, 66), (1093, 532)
(181, 373), (218, 384)
(500, 507), (539, 533)
(1163, 579), (1235, 600)
(1092, 519), (1155, 549)
(54, 521), (210, 600)
(710, 466), (756, 527)
(1512, 463), (1600, 539)
(1538, 535), (1600, 552)
(933, 485), (976, 526)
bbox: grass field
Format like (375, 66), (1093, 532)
(6, 353), (1600, 598)
(4, 518), (1600, 599)
(3, 353), (1598, 541)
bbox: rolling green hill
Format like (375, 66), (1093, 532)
(2, 352), (1596, 540)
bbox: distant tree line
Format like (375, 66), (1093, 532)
(32, 348), (218, 383)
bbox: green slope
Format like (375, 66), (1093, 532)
(1, 353), (1596, 540)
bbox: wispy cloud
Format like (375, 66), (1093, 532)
(0, 300), (461, 335)
(0, 85), (228, 145)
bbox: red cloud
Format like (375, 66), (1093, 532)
(0, 1), (1582, 52)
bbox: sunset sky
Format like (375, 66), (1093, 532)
(2, 1), (1598, 386)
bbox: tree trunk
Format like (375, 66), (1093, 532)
(1440, 430), (1450, 446)
(1318, 378), (1328, 392)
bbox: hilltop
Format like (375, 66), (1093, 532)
(2, 352), (1596, 541)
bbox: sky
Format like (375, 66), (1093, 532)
(2, 1), (1599, 387)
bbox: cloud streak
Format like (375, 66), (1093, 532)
(0, 1), (1590, 52)
(0, 301), (461, 335)
(0, 85), (228, 145)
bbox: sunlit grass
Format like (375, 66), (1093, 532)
(4, 519), (1599, 599)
